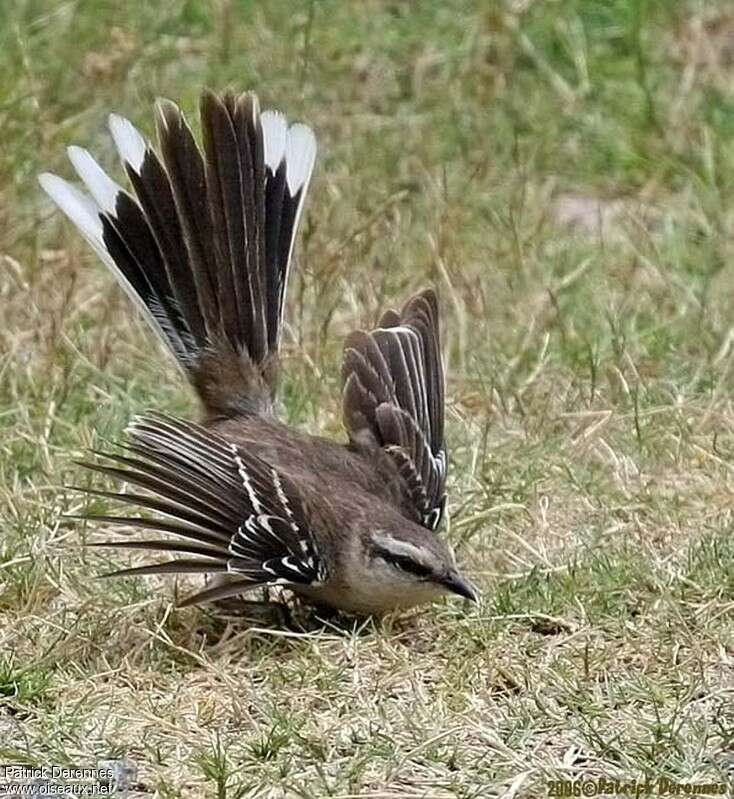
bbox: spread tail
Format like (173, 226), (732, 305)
(39, 89), (316, 419)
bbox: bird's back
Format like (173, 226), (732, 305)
(209, 415), (408, 517)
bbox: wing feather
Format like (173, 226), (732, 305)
(342, 289), (447, 530)
(75, 414), (328, 604)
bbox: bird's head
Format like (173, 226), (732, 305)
(362, 524), (479, 609)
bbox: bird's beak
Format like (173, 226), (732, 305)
(443, 572), (480, 602)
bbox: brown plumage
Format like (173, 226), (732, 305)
(39, 89), (478, 615)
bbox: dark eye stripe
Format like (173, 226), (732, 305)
(373, 546), (432, 579)
(394, 557), (432, 578)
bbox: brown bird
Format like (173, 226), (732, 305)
(39, 89), (478, 615)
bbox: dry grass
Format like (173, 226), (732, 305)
(2, 0), (734, 796)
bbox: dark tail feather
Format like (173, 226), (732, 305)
(155, 98), (221, 339)
(39, 89), (317, 419)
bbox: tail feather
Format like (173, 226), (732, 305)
(201, 90), (250, 351)
(67, 145), (183, 338)
(280, 124), (316, 324)
(261, 112), (288, 349)
(37, 174), (172, 355)
(155, 97), (221, 338)
(201, 90), (267, 360)
(106, 192), (193, 359)
(233, 93), (268, 361)
(40, 89), (317, 418)
(110, 113), (208, 348)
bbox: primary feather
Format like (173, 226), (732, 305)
(76, 413), (325, 606)
(342, 289), (447, 530)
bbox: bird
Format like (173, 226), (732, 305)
(38, 89), (479, 615)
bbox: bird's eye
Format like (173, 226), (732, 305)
(392, 555), (432, 579)
(373, 545), (434, 579)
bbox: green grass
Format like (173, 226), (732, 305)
(2, 0), (734, 796)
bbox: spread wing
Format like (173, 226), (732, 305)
(341, 289), (447, 531)
(73, 413), (328, 606)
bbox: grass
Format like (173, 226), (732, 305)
(2, 0), (734, 796)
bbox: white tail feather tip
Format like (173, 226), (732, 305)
(108, 114), (148, 172)
(38, 172), (104, 241)
(261, 110), (288, 171)
(285, 124), (317, 195)
(66, 146), (123, 215)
